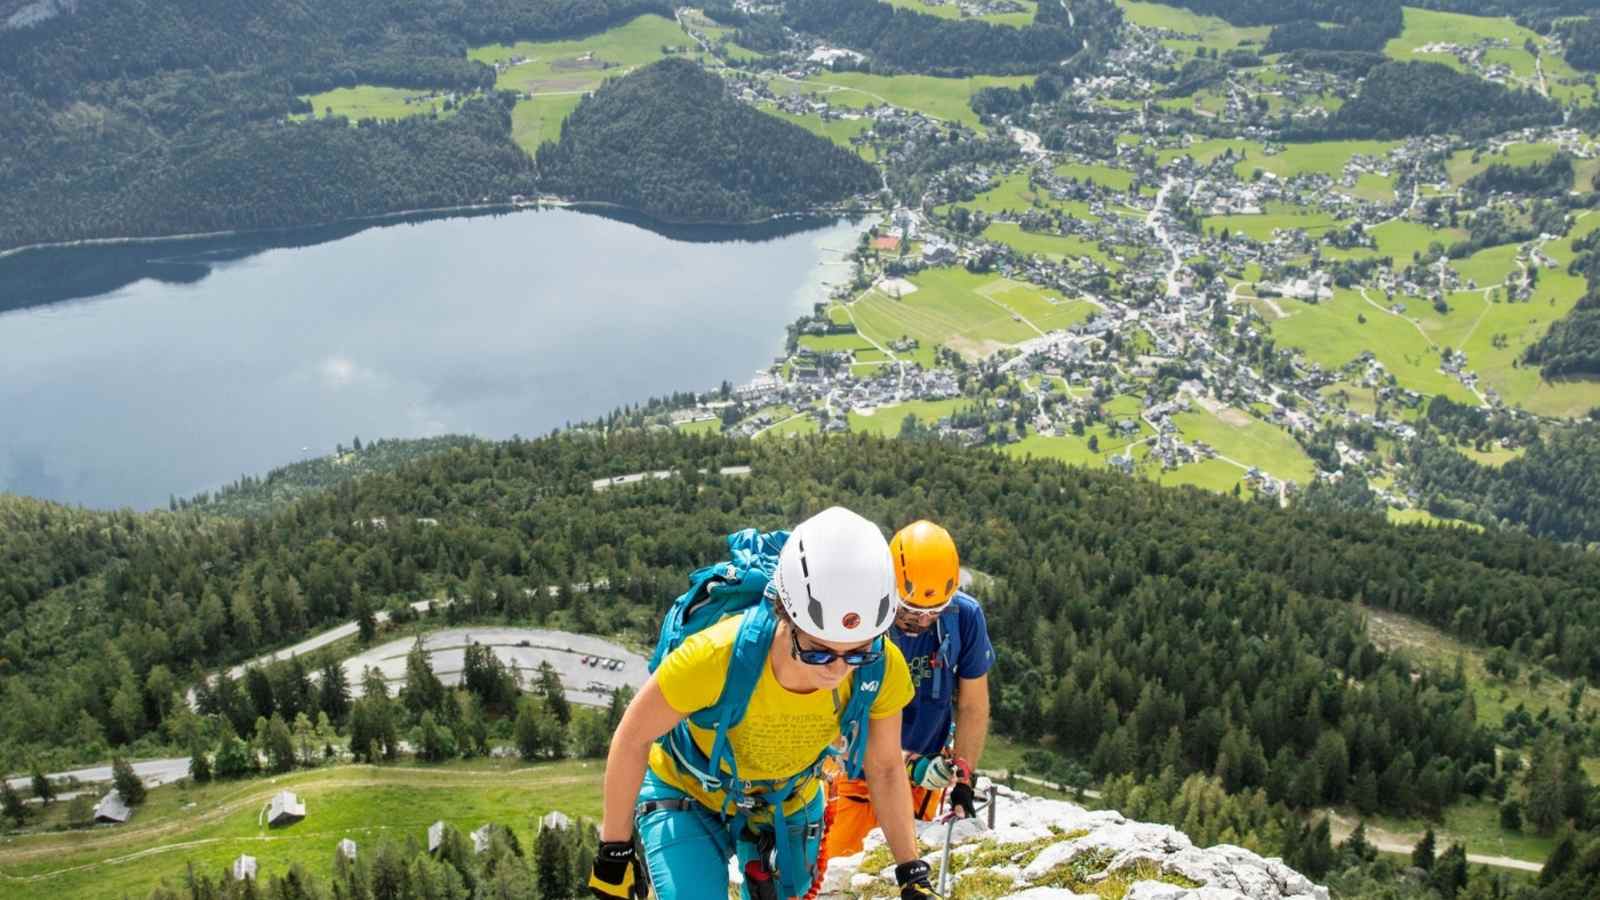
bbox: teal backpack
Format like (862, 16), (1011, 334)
(647, 527), (888, 898)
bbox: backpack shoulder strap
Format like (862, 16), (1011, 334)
(932, 599), (964, 701)
(667, 604), (776, 800)
(835, 642), (888, 778)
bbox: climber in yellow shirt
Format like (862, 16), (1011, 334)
(587, 507), (939, 900)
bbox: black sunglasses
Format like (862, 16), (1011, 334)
(789, 629), (882, 667)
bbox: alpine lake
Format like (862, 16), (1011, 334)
(0, 208), (864, 509)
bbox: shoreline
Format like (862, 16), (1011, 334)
(0, 196), (864, 261)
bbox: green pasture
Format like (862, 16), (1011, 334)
(1358, 798), (1554, 867)
(1322, 220), (1467, 263)
(983, 223), (1121, 270)
(940, 173), (1101, 220)
(675, 416), (723, 435)
(0, 761), (605, 900)
(1152, 458), (1248, 493)
(809, 71), (1033, 130)
(470, 15), (688, 95)
(1348, 173), (1399, 203)
(1172, 409), (1318, 485)
(979, 279), (1098, 332)
(1270, 289), (1477, 403)
(848, 398), (969, 435)
(1155, 137), (1263, 168)
(1006, 423), (1149, 468)
(1461, 265), (1600, 415)
(1445, 143), (1561, 186)
(1243, 141), (1402, 181)
(757, 413), (820, 438)
(764, 109), (876, 157)
(1387, 508), (1483, 529)
(1453, 244), (1520, 289)
(1119, 1), (1270, 53)
(882, 0), (1038, 28)
(1204, 206), (1344, 242)
(1460, 444), (1525, 467)
(299, 86), (455, 123)
(1055, 162), (1136, 193)
(1384, 8), (1536, 74)
(847, 268), (1051, 362)
(510, 93), (584, 153)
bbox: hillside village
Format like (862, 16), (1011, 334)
(650, 3), (1600, 515)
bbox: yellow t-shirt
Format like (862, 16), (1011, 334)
(647, 615), (914, 816)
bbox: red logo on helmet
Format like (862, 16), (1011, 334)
(842, 612), (861, 629)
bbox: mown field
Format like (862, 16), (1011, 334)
(882, 0), (1039, 28)
(0, 760), (605, 900)
(845, 268), (1064, 364)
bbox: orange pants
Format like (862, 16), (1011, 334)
(822, 776), (944, 858)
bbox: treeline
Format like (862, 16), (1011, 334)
(1465, 152), (1576, 198)
(0, 0), (671, 95)
(180, 436), (483, 518)
(1559, 16), (1600, 73)
(9, 432), (1600, 831)
(1307, 61), (1562, 139)
(0, 93), (538, 251)
(0, 0), (670, 251)
(1401, 420), (1600, 546)
(536, 59), (879, 224)
(1526, 225), (1600, 377)
(1282, 49), (1389, 78)
(781, 0), (1120, 77)
(1151, 0), (1403, 53)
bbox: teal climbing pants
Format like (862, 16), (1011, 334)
(634, 770), (825, 900)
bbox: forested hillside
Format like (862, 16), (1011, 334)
(782, 0), (1120, 76)
(1314, 61), (1562, 139)
(535, 59), (879, 224)
(1403, 421), (1600, 545)
(6, 432), (1600, 823)
(0, 0), (667, 250)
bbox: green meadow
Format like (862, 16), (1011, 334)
(808, 71), (1033, 130)
(1055, 162), (1137, 193)
(1445, 143), (1562, 186)
(1153, 457), (1249, 493)
(470, 15), (690, 94)
(763, 109), (877, 158)
(882, 0), (1038, 28)
(1269, 289), (1478, 403)
(510, 92), (584, 153)
(1384, 8), (1536, 74)
(982, 223), (1122, 270)
(0, 761), (605, 900)
(848, 397), (970, 435)
(1118, 1), (1270, 53)
(848, 268), (1053, 363)
(1204, 206), (1345, 242)
(1172, 408), (1318, 485)
(299, 86), (455, 123)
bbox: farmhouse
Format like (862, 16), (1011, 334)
(267, 790), (306, 827)
(93, 789), (131, 824)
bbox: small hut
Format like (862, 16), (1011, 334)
(232, 854), (258, 881)
(539, 810), (572, 832)
(337, 838), (358, 861)
(471, 824), (494, 855)
(267, 790), (305, 827)
(93, 789), (131, 824)
(428, 820), (447, 854)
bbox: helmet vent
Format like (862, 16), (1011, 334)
(875, 592), (891, 628)
(805, 582), (825, 631)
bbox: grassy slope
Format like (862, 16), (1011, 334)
(0, 760), (605, 900)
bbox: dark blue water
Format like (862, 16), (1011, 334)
(0, 209), (860, 509)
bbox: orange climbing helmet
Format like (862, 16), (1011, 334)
(889, 520), (961, 611)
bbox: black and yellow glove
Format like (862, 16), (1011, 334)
(895, 860), (937, 900)
(588, 840), (647, 900)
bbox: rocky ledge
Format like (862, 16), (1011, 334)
(819, 784), (1329, 900)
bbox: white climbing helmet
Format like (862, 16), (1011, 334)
(772, 506), (896, 644)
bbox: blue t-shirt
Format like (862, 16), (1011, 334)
(890, 592), (994, 758)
